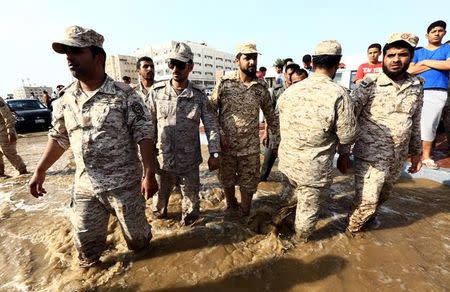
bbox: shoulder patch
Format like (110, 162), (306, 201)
(153, 81), (166, 89)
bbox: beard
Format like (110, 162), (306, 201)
(383, 63), (408, 80)
(242, 66), (257, 78)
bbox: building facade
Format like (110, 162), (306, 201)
(105, 55), (138, 84)
(134, 41), (235, 88)
(13, 86), (53, 99)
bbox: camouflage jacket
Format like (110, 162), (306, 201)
(49, 76), (154, 193)
(209, 71), (280, 156)
(351, 72), (423, 162)
(0, 97), (16, 135)
(145, 80), (220, 173)
(132, 81), (153, 101)
(278, 73), (356, 187)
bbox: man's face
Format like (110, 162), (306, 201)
(64, 46), (97, 80)
(284, 68), (294, 87)
(291, 73), (307, 85)
(138, 60), (155, 82)
(276, 66), (283, 74)
(168, 59), (193, 83)
(236, 54), (257, 77)
(367, 48), (381, 64)
(426, 26), (446, 44)
(382, 47), (411, 80)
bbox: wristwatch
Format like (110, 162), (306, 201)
(211, 152), (219, 158)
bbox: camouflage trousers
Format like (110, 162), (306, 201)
(70, 183), (151, 266)
(286, 178), (328, 238)
(153, 168), (200, 221)
(347, 158), (404, 233)
(0, 132), (26, 174)
(219, 152), (260, 195)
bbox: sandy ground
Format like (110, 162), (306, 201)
(0, 131), (449, 291)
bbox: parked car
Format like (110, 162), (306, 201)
(6, 99), (51, 132)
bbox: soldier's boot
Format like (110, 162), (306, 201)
(240, 191), (254, 217)
(224, 186), (239, 210)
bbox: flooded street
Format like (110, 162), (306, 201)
(1, 132), (449, 291)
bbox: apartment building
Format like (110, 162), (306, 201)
(105, 55), (138, 83)
(134, 40), (235, 88)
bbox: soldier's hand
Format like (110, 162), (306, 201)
(141, 174), (158, 200)
(408, 155), (422, 174)
(208, 156), (220, 171)
(261, 131), (269, 147)
(220, 135), (231, 151)
(8, 133), (17, 144)
(29, 171), (47, 198)
(337, 154), (350, 174)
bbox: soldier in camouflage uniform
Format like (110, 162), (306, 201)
(209, 43), (280, 216)
(261, 63), (307, 181)
(145, 42), (220, 225)
(28, 25), (158, 267)
(133, 56), (155, 100)
(278, 40), (356, 242)
(0, 96), (27, 177)
(342, 33), (423, 234)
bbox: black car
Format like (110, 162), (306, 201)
(6, 99), (52, 132)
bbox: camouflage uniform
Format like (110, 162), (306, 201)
(347, 72), (423, 233)
(278, 71), (356, 239)
(0, 96), (27, 175)
(145, 80), (220, 222)
(132, 82), (152, 101)
(50, 76), (154, 265)
(209, 70), (280, 195)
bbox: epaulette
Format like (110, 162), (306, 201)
(114, 81), (134, 95)
(359, 77), (375, 88)
(152, 80), (166, 90)
(257, 78), (269, 89)
(191, 83), (204, 93)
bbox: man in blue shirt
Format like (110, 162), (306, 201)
(409, 20), (450, 169)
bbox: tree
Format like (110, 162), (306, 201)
(273, 58), (284, 68)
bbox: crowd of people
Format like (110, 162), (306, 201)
(0, 19), (444, 268)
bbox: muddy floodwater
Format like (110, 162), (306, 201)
(0, 132), (449, 291)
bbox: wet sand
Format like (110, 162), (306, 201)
(0, 132), (449, 291)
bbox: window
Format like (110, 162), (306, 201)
(205, 63), (213, 68)
(216, 57), (223, 61)
(216, 65), (223, 69)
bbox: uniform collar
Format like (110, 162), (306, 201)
(71, 75), (115, 97)
(167, 79), (194, 99)
(377, 72), (418, 89)
(310, 72), (332, 81)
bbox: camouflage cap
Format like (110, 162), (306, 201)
(314, 40), (342, 56)
(52, 25), (104, 54)
(235, 43), (259, 55)
(386, 32), (419, 48)
(168, 42), (193, 63)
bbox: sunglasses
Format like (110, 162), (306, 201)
(168, 60), (189, 70)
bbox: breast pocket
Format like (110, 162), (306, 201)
(92, 100), (124, 130)
(184, 103), (201, 122)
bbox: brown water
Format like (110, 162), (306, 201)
(0, 132), (449, 291)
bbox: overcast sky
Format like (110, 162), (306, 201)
(1, 0), (449, 96)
